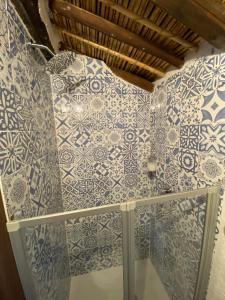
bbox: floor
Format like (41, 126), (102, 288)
(69, 258), (169, 300)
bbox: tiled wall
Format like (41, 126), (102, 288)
(0, 0), (62, 220)
(23, 222), (70, 299)
(150, 52), (225, 300)
(49, 52), (155, 276)
(135, 194), (207, 300)
(1, 1), (223, 296)
(0, 1), (69, 299)
(50, 52), (154, 212)
(65, 211), (123, 276)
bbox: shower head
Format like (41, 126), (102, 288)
(26, 42), (55, 57)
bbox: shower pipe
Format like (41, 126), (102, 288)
(7, 186), (220, 300)
(26, 42), (55, 57)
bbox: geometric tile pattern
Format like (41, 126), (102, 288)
(150, 52), (225, 299)
(0, 1), (62, 220)
(134, 194), (207, 300)
(3, 2), (225, 297)
(180, 125), (200, 150)
(65, 211), (123, 276)
(201, 91), (225, 123)
(51, 52), (153, 211)
(0, 2), (66, 300)
(23, 222), (70, 300)
(200, 124), (225, 154)
(151, 52), (225, 194)
(50, 52), (154, 277)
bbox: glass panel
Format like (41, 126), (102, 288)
(66, 210), (124, 300)
(21, 221), (70, 300)
(134, 194), (208, 300)
(20, 210), (124, 300)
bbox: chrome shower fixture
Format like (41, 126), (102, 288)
(26, 42), (55, 57)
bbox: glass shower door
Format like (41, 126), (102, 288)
(134, 203), (170, 300)
(133, 187), (219, 300)
(7, 204), (125, 300)
(67, 210), (124, 300)
(7, 187), (219, 300)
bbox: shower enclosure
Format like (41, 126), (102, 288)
(7, 186), (219, 300)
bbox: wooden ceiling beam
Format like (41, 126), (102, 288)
(194, 0), (225, 25)
(59, 28), (166, 78)
(50, 0), (183, 67)
(110, 67), (154, 92)
(99, 0), (197, 50)
(152, 0), (225, 50)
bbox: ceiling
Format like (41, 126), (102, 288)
(13, 0), (225, 91)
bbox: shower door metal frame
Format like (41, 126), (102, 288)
(7, 202), (129, 300)
(194, 186), (220, 300)
(7, 186), (220, 300)
(126, 185), (220, 300)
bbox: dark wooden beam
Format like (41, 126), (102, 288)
(50, 0), (183, 68)
(99, 0), (197, 50)
(194, 0), (225, 25)
(61, 44), (155, 90)
(110, 67), (154, 92)
(60, 29), (165, 77)
(152, 0), (225, 50)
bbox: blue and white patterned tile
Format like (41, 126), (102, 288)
(178, 169), (197, 191)
(137, 143), (151, 163)
(201, 54), (225, 93)
(165, 72), (182, 95)
(180, 96), (202, 125)
(124, 159), (138, 174)
(137, 128), (150, 144)
(179, 59), (204, 99)
(0, 11), (10, 74)
(166, 103), (180, 126)
(110, 77), (132, 97)
(200, 90), (225, 124)
(2, 164), (31, 219)
(199, 124), (225, 154)
(7, 15), (27, 58)
(65, 211), (123, 276)
(86, 56), (105, 76)
(167, 126), (180, 148)
(11, 49), (32, 98)
(23, 222), (70, 299)
(164, 160), (179, 190)
(47, 51), (78, 75)
(156, 126), (167, 146)
(123, 128), (137, 144)
(179, 149), (198, 174)
(197, 152), (225, 185)
(87, 75), (106, 94)
(58, 144), (79, 167)
(0, 82), (24, 130)
(151, 196), (206, 299)
(0, 130), (47, 176)
(122, 143), (138, 161)
(0, 2), (67, 298)
(137, 107), (151, 128)
(2, 153), (61, 219)
(180, 125), (200, 150)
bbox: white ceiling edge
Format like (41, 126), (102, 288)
(38, 0), (61, 53)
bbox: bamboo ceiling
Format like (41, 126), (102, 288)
(48, 0), (225, 90)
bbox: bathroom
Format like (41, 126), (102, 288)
(0, 0), (225, 299)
